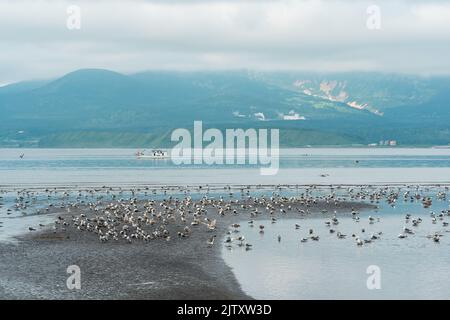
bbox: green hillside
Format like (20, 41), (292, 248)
(0, 69), (449, 147)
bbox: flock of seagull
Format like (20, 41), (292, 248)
(0, 185), (449, 248)
(223, 210), (449, 250)
(221, 187), (449, 249)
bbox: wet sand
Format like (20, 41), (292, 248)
(0, 199), (373, 299)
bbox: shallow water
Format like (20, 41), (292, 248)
(222, 190), (450, 299)
(1, 148), (450, 186)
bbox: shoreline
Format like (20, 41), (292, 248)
(2, 182), (450, 191)
(1, 146), (449, 149)
(0, 195), (374, 299)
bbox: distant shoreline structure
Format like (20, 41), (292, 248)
(135, 149), (169, 159)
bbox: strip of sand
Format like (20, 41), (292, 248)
(0, 196), (373, 299)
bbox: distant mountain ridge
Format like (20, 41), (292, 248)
(0, 69), (449, 147)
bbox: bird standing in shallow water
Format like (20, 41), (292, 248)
(356, 238), (363, 246)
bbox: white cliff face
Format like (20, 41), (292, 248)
(293, 79), (383, 116)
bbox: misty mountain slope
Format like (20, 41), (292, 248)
(0, 79), (51, 95)
(260, 72), (450, 119)
(0, 69), (373, 128)
(0, 69), (449, 147)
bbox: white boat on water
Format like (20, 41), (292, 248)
(135, 149), (169, 159)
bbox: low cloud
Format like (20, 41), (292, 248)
(1, 0), (450, 83)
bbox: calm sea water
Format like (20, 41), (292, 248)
(0, 148), (449, 299)
(0, 148), (450, 186)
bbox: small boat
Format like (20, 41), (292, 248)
(136, 149), (169, 159)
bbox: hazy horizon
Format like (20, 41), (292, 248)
(3, 67), (450, 87)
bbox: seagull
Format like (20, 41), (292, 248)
(337, 232), (346, 239)
(403, 227), (414, 234)
(236, 236), (246, 247)
(205, 219), (216, 231)
(207, 235), (216, 247)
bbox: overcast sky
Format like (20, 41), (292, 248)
(1, 0), (450, 84)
